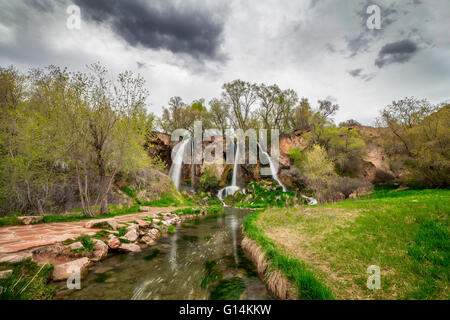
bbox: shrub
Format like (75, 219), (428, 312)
(199, 166), (219, 191)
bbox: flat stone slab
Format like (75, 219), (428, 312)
(52, 257), (91, 281)
(0, 207), (182, 254)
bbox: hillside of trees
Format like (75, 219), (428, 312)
(0, 65), (448, 216)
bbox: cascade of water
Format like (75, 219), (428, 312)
(257, 143), (287, 192)
(217, 141), (242, 205)
(190, 139), (195, 192)
(169, 138), (190, 190)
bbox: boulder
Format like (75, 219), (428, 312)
(107, 237), (121, 249)
(124, 229), (139, 242)
(84, 218), (118, 231)
(17, 216), (43, 225)
(147, 228), (160, 240)
(140, 235), (155, 245)
(0, 270), (13, 279)
(0, 254), (27, 263)
(136, 219), (150, 229)
(68, 242), (83, 251)
(139, 206), (150, 212)
(52, 257), (90, 281)
(118, 243), (141, 253)
(91, 240), (108, 262)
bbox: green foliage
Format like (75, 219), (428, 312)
(210, 277), (246, 300)
(142, 192), (186, 207)
(200, 260), (222, 288)
(289, 148), (306, 169)
(167, 225), (176, 234)
(120, 186), (141, 204)
(172, 208), (201, 215)
(94, 273), (112, 283)
(199, 167), (219, 192)
(0, 259), (54, 300)
(379, 99), (449, 187)
(144, 249), (161, 261)
(0, 65), (159, 217)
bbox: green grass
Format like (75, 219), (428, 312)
(167, 225), (176, 234)
(63, 234), (95, 252)
(0, 259), (54, 300)
(142, 192), (188, 207)
(254, 188), (450, 299)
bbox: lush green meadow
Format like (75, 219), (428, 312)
(251, 188), (449, 299)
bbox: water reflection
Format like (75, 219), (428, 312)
(54, 208), (271, 300)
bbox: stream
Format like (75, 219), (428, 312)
(54, 208), (271, 300)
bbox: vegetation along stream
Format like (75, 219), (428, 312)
(54, 208), (271, 300)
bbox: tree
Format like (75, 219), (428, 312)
(208, 98), (229, 135)
(378, 97), (436, 156)
(339, 119), (361, 127)
(378, 98), (448, 187)
(255, 84), (298, 132)
(292, 98), (314, 131)
(222, 80), (257, 130)
(67, 64), (152, 216)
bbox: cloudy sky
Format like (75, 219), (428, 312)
(1, 0), (449, 125)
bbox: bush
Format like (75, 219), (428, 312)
(199, 167), (219, 191)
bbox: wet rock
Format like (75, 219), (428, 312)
(108, 237), (120, 249)
(146, 228), (160, 240)
(68, 242), (83, 250)
(0, 270), (13, 279)
(52, 257), (90, 281)
(140, 235), (155, 245)
(118, 243), (141, 253)
(17, 216), (43, 225)
(91, 240), (108, 262)
(84, 218), (118, 231)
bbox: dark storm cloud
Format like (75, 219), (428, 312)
(73, 0), (227, 60)
(375, 39), (419, 68)
(348, 68), (375, 81)
(349, 68), (363, 77)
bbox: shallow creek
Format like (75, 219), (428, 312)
(54, 208), (272, 300)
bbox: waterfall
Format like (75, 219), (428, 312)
(190, 139), (195, 191)
(169, 138), (190, 190)
(257, 143), (287, 192)
(231, 140), (239, 186)
(217, 141), (242, 205)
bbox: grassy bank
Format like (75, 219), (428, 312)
(243, 210), (334, 300)
(0, 259), (54, 300)
(253, 188), (449, 299)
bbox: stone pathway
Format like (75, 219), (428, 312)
(0, 208), (179, 254)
